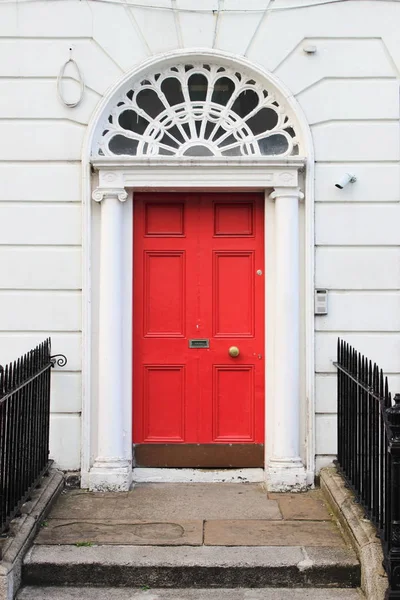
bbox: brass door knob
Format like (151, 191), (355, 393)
(229, 346), (240, 358)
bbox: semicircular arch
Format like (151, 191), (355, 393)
(87, 50), (310, 160)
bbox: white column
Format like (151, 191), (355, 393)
(267, 186), (307, 492)
(89, 187), (132, 491)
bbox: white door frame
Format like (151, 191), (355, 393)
(80, 49), (315, 492)
(82, 157), (314, 492)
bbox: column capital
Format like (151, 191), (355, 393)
(92, 187), (128, 203)
(270, 187), (304, 201)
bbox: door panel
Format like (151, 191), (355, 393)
(214, 201), (254, 236)
(133, 192), (264, 466)
(144, 251), (185, 337)
(143, 365), (185, 442)
(213, 365), (255, 441)
(144, 202), (185, 237)
(213, 251), (255, 337)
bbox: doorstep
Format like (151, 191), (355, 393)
(32, 483), (348, 547)
(21, 483), (361, 589)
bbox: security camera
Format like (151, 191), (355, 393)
(335, 173), (357, 189)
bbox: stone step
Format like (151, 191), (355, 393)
(22, 544), (360, 589)
(17, 587), (364, 599)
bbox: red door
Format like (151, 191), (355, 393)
(133, 192), (264, 467)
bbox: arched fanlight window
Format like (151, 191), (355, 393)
(96, 63), (300, 158)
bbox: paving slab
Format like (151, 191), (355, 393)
(18, 586), (364, 599)
(269, 491), (330, 521)
(22, 544), (360, 588)
(49, 490), (122, 519)
(113, 483), (282, 520)
(48, 485), (343, 526)
(35, 520), (203, 546)
(204, 520), (345, 546)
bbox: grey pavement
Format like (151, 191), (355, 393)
(17, 587), (364, 599)
(50, 484), (283, 521)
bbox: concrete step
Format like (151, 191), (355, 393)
(17, 587), (365, 599)
(22, 544), (360, 589)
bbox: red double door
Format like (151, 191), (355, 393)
(133, 192), (265, 468)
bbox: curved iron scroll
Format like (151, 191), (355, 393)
(50, 354), (68, 368)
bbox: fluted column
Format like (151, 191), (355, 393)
(267, 186), (307, 491)
(89, 186), (132, 491)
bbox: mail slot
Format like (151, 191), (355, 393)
(189, 339), (210, 349)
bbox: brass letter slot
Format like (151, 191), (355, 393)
(189, 339), (210, 349)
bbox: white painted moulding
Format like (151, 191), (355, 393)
(92, 159), (304, 190)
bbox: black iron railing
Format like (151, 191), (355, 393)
(0, 339), (66, 534)
(336, 339), (400, 599)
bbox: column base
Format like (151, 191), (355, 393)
(266, 457), (308, 492)
(88, 457), (132, 492)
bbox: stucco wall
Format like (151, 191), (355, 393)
(0, 0), (399, 471)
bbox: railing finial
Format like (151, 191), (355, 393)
(50, 354), (68, 368)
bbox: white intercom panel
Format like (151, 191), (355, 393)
(315, 289), (328, 315)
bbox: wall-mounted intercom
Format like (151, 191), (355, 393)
(315, 289), (328, 315)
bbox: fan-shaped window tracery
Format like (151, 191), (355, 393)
(95, 63), (300, 158)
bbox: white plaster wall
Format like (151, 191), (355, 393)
(1, 0), (399, 471)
